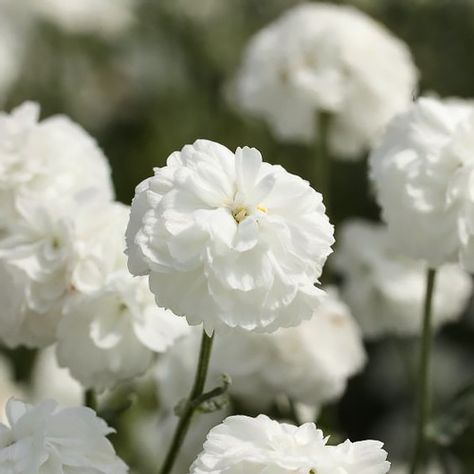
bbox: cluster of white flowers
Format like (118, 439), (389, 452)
(370, 96), (474, 271)
(190, 414), (390, 473)
(333, 219), (472, 338)
(126, 139), (334, 334)
(0, 102), (187, 391)
(0, 398), (128, 472)
(157, 288), (365, 411)
(231, 2), (417, 159)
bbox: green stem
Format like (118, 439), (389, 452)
(315, 112), (331, 219)
(159, 330), (215, 474)
(409, 268), (437, 474)
(84, 389), (97, 410)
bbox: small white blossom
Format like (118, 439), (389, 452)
(126, 139), (334, 334)
(370, 97), (474, 270)
(231, 3), (417, 159)
(0, 101), (113, 231)
(190, 414), (390, 474)
(30, 0), (136, 38)
(157, 288), (365, 411)
(0, 398), (128, 473)
(0, 201), (127, 348)
(333, 220), (472, 338)
(56, 271), (188, 391)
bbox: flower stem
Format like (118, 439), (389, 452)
(159, 329), (215, 474)
(84, 389), (97, 410)
(315, 112), (331, 218)
(409, 268), (437, 474)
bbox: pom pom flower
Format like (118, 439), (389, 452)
(231, 3), (417, 159)
(126, 139), (334, 334)
(370, 97), (474, 270)
(0, 398), (128, 473)
(190, 414), (390, 474)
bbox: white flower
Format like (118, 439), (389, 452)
(0, 201), (128, 348)
(231, 3), (417, 159)
(190, 414), (390, 473)
(332, 219), (472, 338)
(126, 139), (334, 334)
(31, 0), (135, 38)
(369, 97), (474, 270)
(0, 398), (128, 473)
(56, 271), (188, 391)
(157, 288), (365, 411)
(0, 101), (113, 231)
(31, 346), (83, 407)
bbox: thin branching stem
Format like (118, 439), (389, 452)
(409, 268), (437, 474)
(159, 329), (215, 474)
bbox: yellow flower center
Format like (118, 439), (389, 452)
(231, 204), (267, 223)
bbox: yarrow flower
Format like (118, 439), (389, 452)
(126, 139), (334, 334)
(157, 288), (365, 411)
(190, 414), (390, 473)
(369, 97), (474, 271)
(0, 398), (128, 473)
(332, 219), (472, 338)
(0, 201), (126, 348)
(29, 199), (187, 391)
(56, 270), (188, 391)
(231, 3), (417, 159)
(0, 101), (113, 232)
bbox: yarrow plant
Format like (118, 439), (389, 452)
(231, 2), (418, 159)
(369, 96), (474, 474)
(333, 219), (472, 338)
(126, 139), (334, 334)
(190, 414), (390, 474)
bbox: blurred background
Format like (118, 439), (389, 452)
(2, 0), (474, 472)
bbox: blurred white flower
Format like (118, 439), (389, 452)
(190, 414), (390, 473)
(31, 346), (83, 407)
(370, 97), (474, 270)
(126, 139), (334, 334)
(0, 101), (113, 231)
(0, 398), (128, 473)
(231, 3), (417, 159)
(157, 288), (365, 411)
(333, 220), (472, 338)
(30, 0), (136, 38)
(56, 270), (188, 391)
(0, 201), (127, 348)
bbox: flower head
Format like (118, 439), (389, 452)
(369, 97), (474, 270)
(231, 3), (417, 159)
(0, 398), (128, 473)
(0, 201), (128, 348)
(56, 270), (188, 391)
(126, 139), (334, 334)
(333, 220), (472, 338)
(190, 414), (390, 473)
(0, 102), (113, 231)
